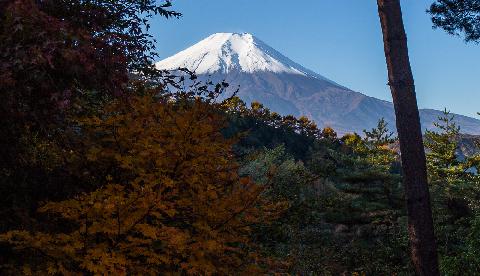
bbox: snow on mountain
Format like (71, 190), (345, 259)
(156, 32), (338, 85)
(155, 32), (480, 135)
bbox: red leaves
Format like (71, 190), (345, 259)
(0, 0), (133, 135)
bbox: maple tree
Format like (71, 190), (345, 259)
(0, 0), (180, 136)
(0, 92), (287, 274)
(0, 0), (179, 234)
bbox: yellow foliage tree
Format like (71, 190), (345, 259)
(0, 93), (287, 275)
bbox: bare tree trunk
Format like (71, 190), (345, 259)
(376, 0), (439, 275)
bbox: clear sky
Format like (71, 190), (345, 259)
(151, 0), (480, 117)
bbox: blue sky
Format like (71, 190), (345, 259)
(151, 0), (480, 117)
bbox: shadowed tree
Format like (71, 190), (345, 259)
(0, 0), (180, 231)
(0, 92), (288, 274)
(376, 0), (440, 275)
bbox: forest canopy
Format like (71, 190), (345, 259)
(1, 0), (480, 275)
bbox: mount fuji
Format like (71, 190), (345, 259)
(156, 32), (480, 135)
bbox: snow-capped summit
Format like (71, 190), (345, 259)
(156, 32), (333, 82)
(155, 32), (480, 135)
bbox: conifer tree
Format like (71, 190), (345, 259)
(377, 1), (439, 274)
(425, 110), (480, 210)
(424, 111), (480, 274)
(296, 119), (410, 274)
(330, 120), (407, 273)
(429, 0), (480, 43)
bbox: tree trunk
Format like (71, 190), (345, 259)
(376, 0), (439, 275)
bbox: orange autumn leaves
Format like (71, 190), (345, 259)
(0, 94), (287, 275)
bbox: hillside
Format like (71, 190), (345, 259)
(156, 32), (480, 135)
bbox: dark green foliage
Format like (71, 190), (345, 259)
(428, 0), (480, 42)
(425, 110), (480, 219)
(424, 110), (480, 275)
(443, 215), (480, 273)
(314, 120), (410, 274)
(222, 97), (320, 160)
(240, 146), (314, 248)
(425, 110), (480, 183)
(236, 114), (413, 274)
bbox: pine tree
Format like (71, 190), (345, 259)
(377, 1), (439, 274)
(300, 119), (410, 274)
(424, 110), (480, 274)
(428, 0), (480, 43)
(328, 120), (408, 274)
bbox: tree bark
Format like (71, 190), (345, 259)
(376, 1), (439, 275)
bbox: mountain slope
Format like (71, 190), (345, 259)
(156, 32), (480, 135)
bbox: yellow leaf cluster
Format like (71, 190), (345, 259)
(0, 94), (287, 274)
